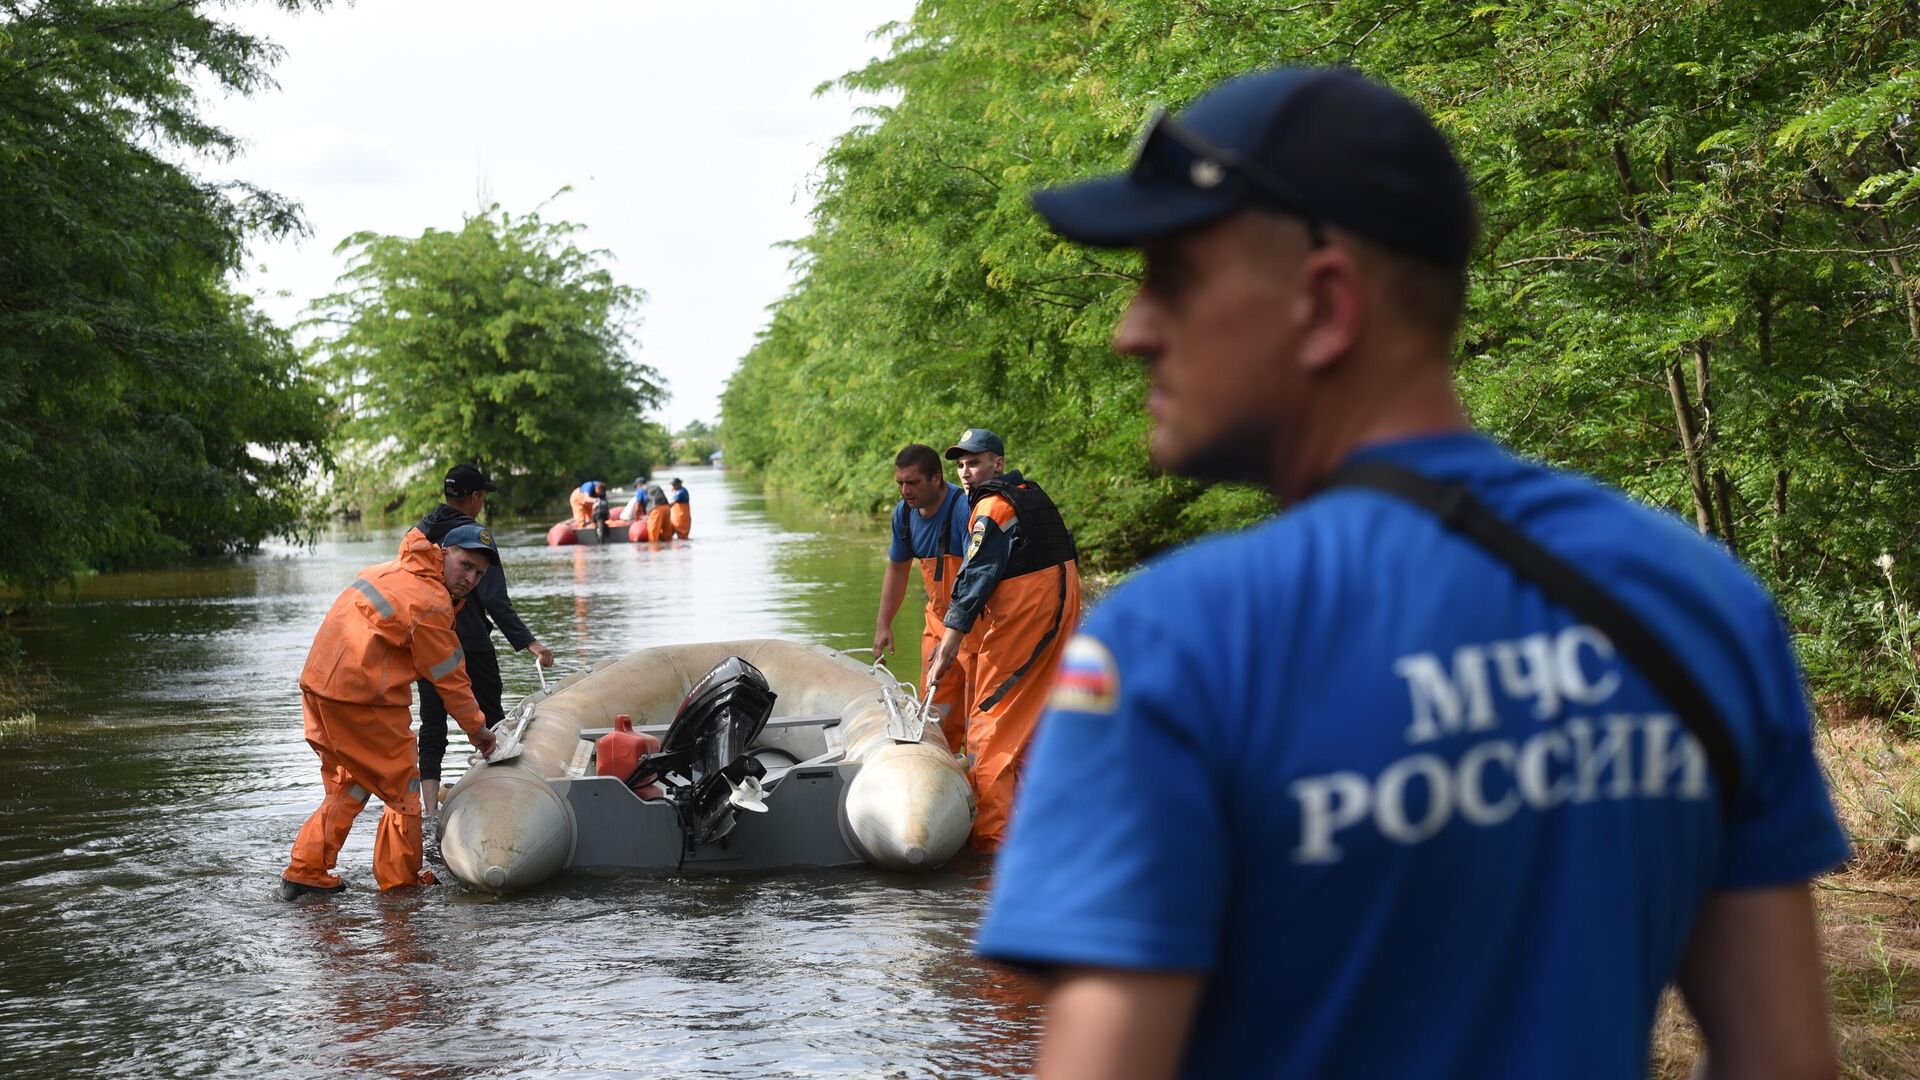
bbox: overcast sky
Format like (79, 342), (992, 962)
(201, 1), (911, 430)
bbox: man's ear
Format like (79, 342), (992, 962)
(1295, 246), (1366, 375)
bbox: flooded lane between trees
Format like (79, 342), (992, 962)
(0, 468), (1042, 1078)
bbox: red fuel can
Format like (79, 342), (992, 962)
(595, 714), (664, 799)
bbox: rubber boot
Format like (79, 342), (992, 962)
(277, 877), (347, 901)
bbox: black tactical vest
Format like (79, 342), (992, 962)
(968, 471), (1077, 579)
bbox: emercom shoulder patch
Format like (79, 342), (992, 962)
(1051, 633), (1119, 714)
(966, 518), (987, 562)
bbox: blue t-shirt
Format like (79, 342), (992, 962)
(672, 487), (690, 505)
(887, 483), (970, 565)
(975, 434), (1847, 1079)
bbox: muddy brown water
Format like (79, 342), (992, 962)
(0, 468), (1041, 1077)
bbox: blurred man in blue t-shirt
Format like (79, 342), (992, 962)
(974, 67), (1848, 1080)
(874, 443), (976, 751)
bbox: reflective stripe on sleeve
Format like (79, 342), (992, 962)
(349, 577), (396, 619)
(346, 783), (370, 803)
(428, 646), (466, 681)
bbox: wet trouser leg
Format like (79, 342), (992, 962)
(416, 679), (450, 781)
(962, 561), (1082, 849)
(416, 648), (503, 781)
(647, 506), (672, 544)
(669, 503), (691, 539)
(283, 690), (431, 891)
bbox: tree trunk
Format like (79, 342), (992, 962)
(1713, 468), (1739, 557)
(1668, 357), (1718, 536)
(1695, 340), (1735, 555)
(1772, 468), (1789, 569)
(1876, 215), (1920, 341)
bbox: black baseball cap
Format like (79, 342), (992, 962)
(440, 523), (500, 566)
(945, 427), (1006, 460)
(1030, 67), (1476, 267)
(443, 464), (497, 496)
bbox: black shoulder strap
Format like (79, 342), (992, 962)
(934, 485), (961, 582)
(1323, 460), (1742, 819)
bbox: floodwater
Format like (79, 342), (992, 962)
(0, 468), (1043, 1078)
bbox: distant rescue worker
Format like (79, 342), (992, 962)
(620, 476), (646, 525)
(569, 481), (607, 528)
(873, 444), (977, 750)
(669, 478), (692, 539)
(974, 67), (1848, 1078)
(279, 524), (502, 899)
(927, 428), (1081, 848)
(413, 464), (555, 817)
(644, 481), (672, 543)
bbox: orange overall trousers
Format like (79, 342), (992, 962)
(647, 503), (673, 544)
(919, 550), (977, 753)
(964, 558), (1081, 848)
(284, 690), (430, 891)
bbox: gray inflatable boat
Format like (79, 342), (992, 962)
(438, 640), (975, 894)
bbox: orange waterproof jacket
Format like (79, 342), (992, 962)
(300, 528), (487, 734)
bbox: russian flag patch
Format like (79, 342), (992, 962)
(1051, 634), (1119, 714)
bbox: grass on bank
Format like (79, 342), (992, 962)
(1654, 706), (1920, 1078)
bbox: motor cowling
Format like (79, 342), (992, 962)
(650, 656), (777, 846)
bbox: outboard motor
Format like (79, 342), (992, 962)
(631, 656), (777, 848)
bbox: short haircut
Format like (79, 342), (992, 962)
(895, 444), (942, 480)
(1341, 229), (1467, 342)
(1246, 212), (1466, 343)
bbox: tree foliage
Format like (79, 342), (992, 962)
(725, 0), (1920, 717)
(0, 0), (332, 597)
(308, 202), (666, 519)
(673, 419), (721, 466)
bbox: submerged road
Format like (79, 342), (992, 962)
(0, 467), (1041, 1077)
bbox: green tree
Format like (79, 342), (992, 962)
(726, 1), (1920, 717)
(308, 202), (665, 519)
(673, 418), (721, 465)
(0, 0), (333, 597)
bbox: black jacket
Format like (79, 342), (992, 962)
(416, 504), (536, 655)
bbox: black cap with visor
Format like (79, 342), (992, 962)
(1030, 67), (1475, 267)
(443, 464), (497, 496)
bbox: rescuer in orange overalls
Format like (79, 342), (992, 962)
(644, 482), (673, 544)
(873, 443), (978, 750)
(668, 478), (693, 539)
(569, 481), (606, 528)
(927, 428), (1082, 848)
(278, 525), (500, 899)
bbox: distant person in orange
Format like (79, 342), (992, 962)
(569, 480), (607, 528)
(926, 428), (1081, 848)
(278, 524), (500, 899)
(644, 480), (672, 544)
(668, 478), (693, 539)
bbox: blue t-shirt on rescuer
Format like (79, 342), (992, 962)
(888, 482), (970, 565)
(974, 433), (1848, 1080)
